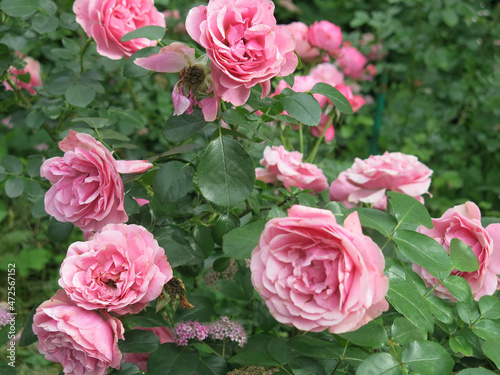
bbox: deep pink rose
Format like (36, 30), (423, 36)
(336, 45), (367, 80)
(256, 146), (328, 193)
(122, 327), (174, 371)
(335, 83), (366, 113)
(3, 53), (42, 95)
(413, 202), (500, 301)
(308, 20), (342, 55)
(282, 22), (320, 62)
(251, 205), (389, 334)
(32, 290), (124, 375)
(310, 63), (344, 87)
(59, 223), (173, 315)
(329, 152), (433, 210)
(186, 0), (298, 106)
(73, 0), (166, 60)
(40, 130), (152, 232)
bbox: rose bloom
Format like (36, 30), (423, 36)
(310, 63), (344, 87)
(282, 22), (320, 63)
(330, 152), (433, 210)
(310, 113), (335, 143)
(33, 290), (124, 375)
(308, 20), (343, 55)
(335, 83), (366, 113)
(59, 223), (173, 315)
(336, 45), (368, 80)
(123, 327), (174, 371)
(73, 0), (166, 60)
(251, 205), (389, 334)
(3, 53), (42, 95)
(256, 146), (328, 193)
(413, 202), (500, 301)
(40, 130), (152, 232)
(186, 0), (298, 106)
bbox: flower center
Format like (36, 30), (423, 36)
(180, 66), (205, 90)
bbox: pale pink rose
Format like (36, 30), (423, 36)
(59, 223), (173, 315)
(123, 327), (174, 371)
(308, 20), (343, 55)
(329, 152), (433, 210)
(135, 42), (218, 121)
(310, 63), (344, 87)
(336, 45), (367, 80)
(3, 53), (42, 95)
(256, 146), (328, 193)
(335, 83), (366, 113)
(310, 113), (335, 143)
(32, 290), (124, 375)
(282, 22), (320, 63)
(251, 205), (389, 334)
(73, 0), (166, 60)
(413, 202), (500, 301)
(40, 130), (153, 232)
(186, 0), (298, 106)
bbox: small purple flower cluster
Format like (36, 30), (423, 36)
(174, 321), (208, 346)
(207, 316), (247, 347)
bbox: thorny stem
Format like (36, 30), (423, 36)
(330, 340), (349, 375)
(5, 75), (31, 109)
(388, 340), (409, 375)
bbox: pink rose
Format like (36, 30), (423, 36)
(308, 20), (343, 55)
(123, 327), (174, 371)
(251, 205), (389, 334)
(73, 0), (166, 60)
(32, 290), (124, 375)
(3, 53), (42, 95)
(59, 223), (173, 315)
(186, 0), (298, 106)
(256, 146), (328, 193)
(282, 22), (320, 63)
(40, 130), (152, 232)
(330, 152), (433, 210)
(310, 63), (344, 87)
(335, 83), (366, 113)
(413, 202), (500, 301)
(336, 45), (367, 80)
(310, 113), (335, 143)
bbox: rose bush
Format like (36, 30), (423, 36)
(122, 327), (174, 371)
(413, 202), (500, 301)
(251, 205), (389, 334)
(3, 53), (42, 95)
(32, 290), (124, 375)
(330, 151), (433, 210)
(59, 223), (173, 315)
(73, 0), (166, 59)
(40, 130), (152, 232)
(308, 20), (343, 55)
(186, 0), (298, 106)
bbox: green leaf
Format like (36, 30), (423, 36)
(449, 334), (473, 356)
(222, 221), (266, 259)
(212, 212), (240, 246)
(39, 0), (57, 15)
(457, 299), (480, 324)
(147, 344), (199, 375)
(153, 161), (194, 203)
(323, 201), (347, 225)
(222, 109), (273, 144)
(387, 191), (433, 228)
(26, 110), (45, 129)
(349, 207), (397, 237)
(426, 296), (453, 324)
(481, 338), (500, 368)
(1, 155), (23, 175)
(118, 330), (160, 353)
(356, 353), (402, 375)
(213, 256), (230, 272)
(72, 117), (111, 129)
(163, 108), (208, 143)
(391, 317), (426, 345)
(194, 224), (214, 257)
(442, 8), (459, 27)
(267, 338), (296, 364)
(124, 46), (162, 78)
(27, 158), (43, 178)
(456, 369), (497, 375)
(340, 320), (388, 348)
(109, 108), (146, 129)
(386, 265), (434, 333)
(121, 25), (166, 42)
(401, 341), (454, 375)
(281, 93), (321, 126)
(65, 84), (96, 108)
(5, 177), (24, 198)
(478, 295), (500, 319)
(287, 336), (341, 360)
(1, 0), (39, 17)
(47, 218), (74, 243)
(0, 166), (6, 182)
(310, 82), (353, 115)
(392, 230), (452, 279)
(154, 226), (203, 268)
(228, 351), (280, 367)
(195, 355), (228, 375)
(32, 13), (59, 34)
(197, 136), (255, 207)
(443, 275), (472, 302)
(18, 303), (41, 346)
(110, 362), (141, 375)
(289, 356), (326, 375)
(472, 319), (500, 340)
(449, 238), (479, 272)
(99, 129), (130, 142)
